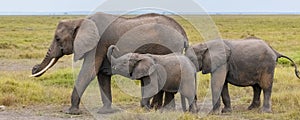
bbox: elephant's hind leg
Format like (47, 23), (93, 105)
(261, 87), (272, 113)
(259, 72), (274, 113)
(163, 92), (175, 110)
(248, 84), (261, 110)
(97, 73), (118, 114)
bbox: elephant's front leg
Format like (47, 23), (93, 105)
(67, 87), (85, 114)
(141, 97), (152, 110)
(210, 64), (228, 114)
(140, 80), (151, 109)
(221, 82), (232, 113)
(67, 76), (95, 115)
(66, 51), (97, 115)
(150, 91), (163, 109)
(141, 77), (158, 110)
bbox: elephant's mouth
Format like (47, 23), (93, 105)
(128, 66), (134, 79)
(129, 71), (133, 78)
(202, 69), (209, 74)
(31, 58), (58, 77)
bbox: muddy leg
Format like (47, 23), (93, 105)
(210, 65), (227, 114)
(140, 78), (157, 110)
(163, 92), (175, 110)
(221, 82), (232, 113)
(180, 94), (187, 112)
(66, 51), (97, 115)
(261, 87), (272, 113)
(97, 73), (118, 114)
(67, 76), (95, 115)
(248, 84), (261, 110)
(188, 96), (198, 113)
(150, 91), (163, 109)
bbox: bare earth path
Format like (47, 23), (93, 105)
(0, 58), (97, 120)
(0, 105), (98, 120)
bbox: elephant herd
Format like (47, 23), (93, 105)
(31, 12), (300, 114)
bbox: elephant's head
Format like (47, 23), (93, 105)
(31, 18), (100, 77)
(185, 44), (207, 72)
(107, 45), (155, 79)
(185, 40), (230, 74)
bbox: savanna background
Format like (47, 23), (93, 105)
(0, 15), (300, 119)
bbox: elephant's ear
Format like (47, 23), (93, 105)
(74, 19), (100, 61)
(131, 55), (155, 79)
(203, 40), (231, 73)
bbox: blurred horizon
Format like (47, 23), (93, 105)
(1, 0), (300, 15)
(2, 11), (300, 16)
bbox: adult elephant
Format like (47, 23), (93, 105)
(185, 37), (300, 113)
(31, 12), (188, 114)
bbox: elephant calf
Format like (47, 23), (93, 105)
(185, 38), (300, 113)
(107, 45), (198, 112)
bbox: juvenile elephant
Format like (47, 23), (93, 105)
(185, 38), (300, 113)
(107, 45), (198, 112)
(31, 12), (188, 114)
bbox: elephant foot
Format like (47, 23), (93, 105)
(248, 102), (260, 110)
(261, 107), (272, 113)
(162, 104), (175, 111)
(189, 107), (198, 113)
(64, 107), (82, 115)
(221, 107), (232, 113)
(209, 109), (220, 115)
(159, 106), (175, 113)
(150, 104), (162, 110)
(142, 105), (152, 111)
(97, 106), (119, 114)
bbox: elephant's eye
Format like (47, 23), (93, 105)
(55, 35), (60, 42)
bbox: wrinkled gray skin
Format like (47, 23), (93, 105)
(107, 45), (198, 112)
(185, 38), (300, 113)
(31, 12), (188, 114)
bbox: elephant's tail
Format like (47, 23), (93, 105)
(278, 54), (300, 79)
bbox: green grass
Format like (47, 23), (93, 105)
(0, 70), (71, 106)
(0, 15), (300, 119)
(0, 16), (82, 59)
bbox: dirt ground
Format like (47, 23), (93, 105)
(0, 59), (97, 120)
(0, 105), (98, 120)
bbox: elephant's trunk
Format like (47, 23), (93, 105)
(31, 41), (62, 77)
(107, 45), (119, 63)
(31, 58), (58, 77)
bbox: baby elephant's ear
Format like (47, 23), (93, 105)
(74, 19), (100, 61)
(131, 56), (155, 79)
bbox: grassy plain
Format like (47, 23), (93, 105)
(0, 15), (300, 119)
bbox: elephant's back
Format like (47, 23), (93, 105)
(107, 15), (188, 56)
(129, 13), (187, 38)
(228, 39), (277, 61)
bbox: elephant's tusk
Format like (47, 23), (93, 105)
(30, 58), (56, 77)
